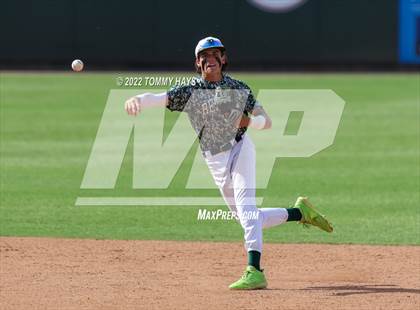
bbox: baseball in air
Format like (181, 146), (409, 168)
(71, 59), (84, 72)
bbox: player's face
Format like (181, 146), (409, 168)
(196, 48), (225, 75)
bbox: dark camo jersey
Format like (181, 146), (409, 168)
(166, 74), (259, 153)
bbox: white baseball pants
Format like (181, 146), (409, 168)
(204, 134), (288, 253)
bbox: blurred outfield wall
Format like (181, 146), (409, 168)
(0, 0), (408, 69)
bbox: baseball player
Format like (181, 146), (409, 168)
(125, 37), (333, 290)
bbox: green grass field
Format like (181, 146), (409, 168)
(0, 72), (419, 245)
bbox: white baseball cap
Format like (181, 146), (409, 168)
(195, 37), (225, 57)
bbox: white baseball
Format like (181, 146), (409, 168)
(71, 59), (84, 72)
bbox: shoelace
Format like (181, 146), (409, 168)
(241, 270), (251, 280)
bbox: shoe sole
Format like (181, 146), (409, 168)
(298, 197), (333, 233)
(229, 283), (267, 290)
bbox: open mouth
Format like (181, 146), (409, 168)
(206, 63), (217, 69)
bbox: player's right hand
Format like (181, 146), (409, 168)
(124, 96), (141, 116)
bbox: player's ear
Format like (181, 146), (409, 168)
(196, 57), (204, 68)
(219, 50), (226, 64)
(195, 57), (202, 73)
(221, 53), (227, 65)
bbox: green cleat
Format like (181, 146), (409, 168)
(229, 266), (267, 290)
(295, 197), (333, 233)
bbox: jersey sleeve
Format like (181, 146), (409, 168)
(242, 84), (258, 114)
(166, 84), (192, 112)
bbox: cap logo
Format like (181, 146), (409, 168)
(195, 37), (224, 56)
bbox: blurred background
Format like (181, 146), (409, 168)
(1, 0), (419, 70)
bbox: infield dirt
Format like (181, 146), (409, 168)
(1, 237), (419, 309)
